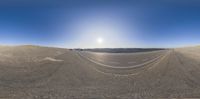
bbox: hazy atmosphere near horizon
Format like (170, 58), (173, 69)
(0, 1), (200, 48)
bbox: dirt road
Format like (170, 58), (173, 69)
(0, 46), (200, 98)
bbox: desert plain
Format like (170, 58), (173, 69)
(0, 45), (200, 98)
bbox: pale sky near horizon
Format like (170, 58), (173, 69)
(0, 1), (200, 48)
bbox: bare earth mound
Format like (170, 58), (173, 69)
(0, 45), (200, 99)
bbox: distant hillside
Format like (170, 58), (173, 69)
(73, 48), (166, 53)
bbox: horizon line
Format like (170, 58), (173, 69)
(0, 44), (199, 49)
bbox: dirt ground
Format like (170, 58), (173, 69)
(0, 45), (200, 99)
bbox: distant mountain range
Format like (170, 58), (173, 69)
(73, 48), (167, 53)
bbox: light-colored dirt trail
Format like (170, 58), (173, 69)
(0, 46), (200, 99)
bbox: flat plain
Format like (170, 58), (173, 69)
(0, 45), (200, 99)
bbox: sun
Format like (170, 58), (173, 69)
(97, 37), (103, 44)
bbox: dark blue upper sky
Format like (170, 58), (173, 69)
(0, 0), (200, 48)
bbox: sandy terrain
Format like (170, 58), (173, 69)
(0, 45), (200, 99)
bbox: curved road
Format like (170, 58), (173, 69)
(0, 47), (200, 98)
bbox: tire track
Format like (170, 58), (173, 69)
(174, 51), (200, 88)
(77, 51), (169, 76)
(78, 51), (167, 69)
(0, 52), (67, 88)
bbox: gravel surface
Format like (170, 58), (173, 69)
(0, 45), (200, 99)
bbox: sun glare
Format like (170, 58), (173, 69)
(97, 37), (103, 44)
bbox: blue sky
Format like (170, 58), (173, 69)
(0, 0), (200, 48)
